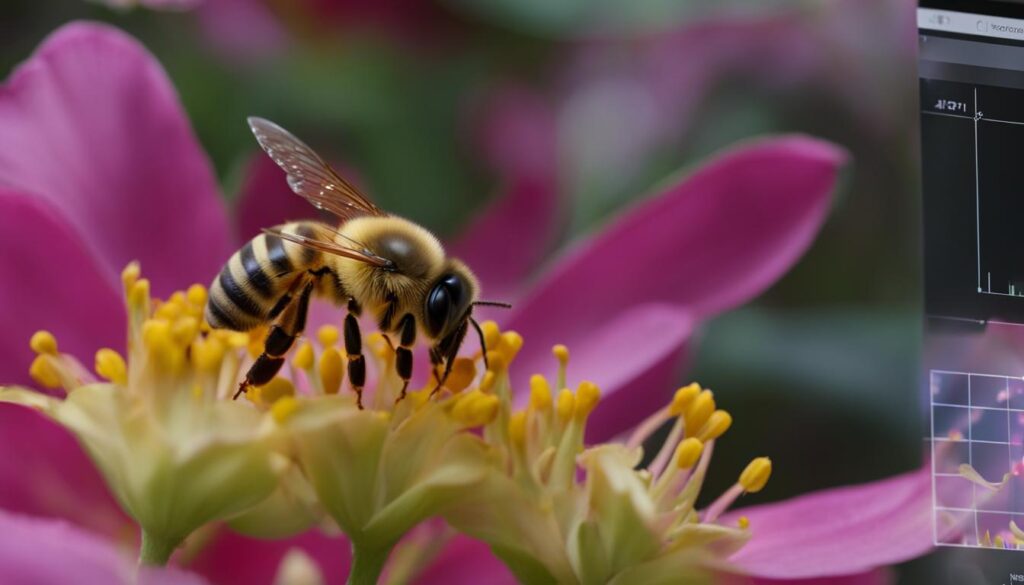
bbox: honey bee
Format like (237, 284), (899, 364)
(205, 117), (509, 406)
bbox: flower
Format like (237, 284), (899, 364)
(0, 265), (284, 564)
(0, 19), (922, 585)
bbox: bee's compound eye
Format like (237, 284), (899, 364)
(425, 274), (465, 338)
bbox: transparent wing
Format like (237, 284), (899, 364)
(263, 226), (395, 271)
(248, 117), (386, 220)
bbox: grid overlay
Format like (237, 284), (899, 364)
(930, 369), (1023, 548)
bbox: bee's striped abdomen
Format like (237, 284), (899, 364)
(205, 222), (321, 331)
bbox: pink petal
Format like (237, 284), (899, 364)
(0, 509), (207, 584)
(723, 468), (932, 579)
(719, 569), (893, 585)
(0, 190), (127, 535)
(414, 535), (518, 585)
(234, 154), (322, 242)
(450, 85), (560, 302)
(0, 22), (232, 297)
(188, 529), (351, 585)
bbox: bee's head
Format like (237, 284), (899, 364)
(424, 261), (478, 340)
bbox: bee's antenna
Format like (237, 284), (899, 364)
(472, 300), (512, 309)
(468, 317), (490, 370)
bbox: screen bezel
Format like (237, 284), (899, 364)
(920, 0), (1024, 19)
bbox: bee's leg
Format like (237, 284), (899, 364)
(393, 314), (416, 404)
(429, 321), (469, 398)
(344, 298), (366, 409)
(233, 280), (313, 399)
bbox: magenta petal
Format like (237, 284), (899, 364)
(449, 85), (560, 300)
(0, 22), (232, 296)
(235, 154), (321, 241)
(189, 529), (351, 585)
(720, 569), (893, 585)
(509, 303), (692, 440)
(506, 136), (843, 362)
(723, 468), (931, 579)
(0, 510), (207, 584)
(415, 535), (518, 585)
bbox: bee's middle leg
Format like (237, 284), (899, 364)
(233, 280), (313, 399)
(393, 314), (416, 403)
(344, 299), (367, 409)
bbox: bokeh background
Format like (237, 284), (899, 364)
(1, 0), (934, 581)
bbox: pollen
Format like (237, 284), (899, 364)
(317, 325), (340, 348)
(95, 348), (127, 385)
(739, 457), (772, 493)
(674, 437), (703, 469)
(293, 342), (314, 370)
(319, 348), (344, 395)
(684, 390), (715, 437)
(696, 410), (732, 442)
(574, 381), (600, 419)
(30, 330), (58, 355)
(668, 383), (701, 417)
(271, 396), (300, 423)
(444, 358), (477, 393)
(529, 375), (552, 411)
(737, 516), (750, 530)
(556, 388), (575, 422)
(29, 355), (61, 388)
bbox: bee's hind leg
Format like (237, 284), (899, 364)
(233, 280), (313, 400)
(393, 314), (416, 404)
(344, 299), (366, 409)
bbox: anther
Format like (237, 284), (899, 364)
(444, 358), (477, 393)
(192, 337), (226, 372)
(684, 390), (715, 437)
(674, 437), (703, 469)
(186, 284), (207, 308)
(556, 388), (575, 422)
(497, 332), (523, 365)
(29, 355), (61, 388)
(739, 457), (772, 493)
(552, 345), (569, 367)
(737, 516), (750, 530)
(293, 342), (314, 370)
(30, 331), (58, 355)
(668, 383), (701, 417)
(320, 348), (343, 395)
(529, 375), (552, 411)
(317, 325), (340, 348)
(696, 410), (732, 442)
(121, 262), (141, 291)
(271, 396), (300, 423)
(574, 381), (600, 420)
(480, 321), (501, 353)
(95, 348), (127, 385)
(260, 377), (296, 404)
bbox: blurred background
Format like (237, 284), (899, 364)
(1, 0), (930, 581)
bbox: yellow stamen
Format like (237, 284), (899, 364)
(171, 317), (199, 347)
(737, 516), (750, 530)
(260, 377), (296, 404)
(444, 358), (477, 393)
(121, 261), (141, 291)
(319, 348), (343, 395)
(556, 388), (575, 422)
(452, 390), (500, 427)
(497, 331), (523, 365)
(684, 390), (715, 437)
(996, 535), (1005, 548)
(529, 375), (552, 411)
(485, 350), (506, 373)
(224, 332), (249, 349)
(317, 325), (340, 348)
(481, 321), (501, 353)
(271, 396), (300, 423)
(552, 344), (569, 368)
(574, 381), (600, 420)
(668, 383), (701, 416)
(186, 284), (207, 308)
(94, 348), (127, 385)
(480, 370), (497, 393)
(739, 457), (772, 493)
(293, 342), (314, 370)
(696, 410), (732, 442)
(30, 330), (58, 355)
(29, 355), (61, 388)
(192, 337), (226, 372)
(129, 279), (150, 310)
(142, 319), (172, 349)
(509, 410), (527, 447)
(674, 437), (704, 469)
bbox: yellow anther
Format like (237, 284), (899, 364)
(737, 516), (750, 530)
(168, 291), (186, 306)
(225, 332), (249, 349)
(171, 316), (199, 346)
(154, 301), (182, 322)
(529, 375), (552, 411)
(668, 383), (701, 416)
(696, 410), (733, 442)
(186, 284), (207, 308)
(245, 386), (262, 405)
(293, 342), (314, 370)
(317, 325), (340, 348)
(486, 350), (506, 373)
(121, 262), (141, 291)
(30, 331), (58, 355)
(684, 390), (715, 436)
(444, 358), (477, 393)
(996, 535), (1006, 548)
(260, 377), (296, 404)
(556, 388), (575, 422)
(192, 337), (226, 372)
(552, 344), (569, 367)
(509, 410), (527, 447)
(479, 370), (496, 393)
(674, 437), (704, 469)
(94, 348), (127, 385)
(497, 331), (523, 365)
(246, 328), (266, 359)
(366, 332), (389, 359)
(574, 381), (600, 419)
(739, 457), (772, 493)
(452, 390), (500, 427)
(29, 355), (61, 388)
(319, 348), (343, 395)
(129, 279), (150, 309)
(481, 321), (501, 353)
(142, 319), (173, 349)
(271, 396), (300, 424)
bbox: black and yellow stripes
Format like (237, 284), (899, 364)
(205, 222), (321, 332)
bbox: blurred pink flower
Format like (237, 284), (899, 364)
(0, 19), (929, 585)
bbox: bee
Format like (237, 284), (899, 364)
(205, 117), (509, 407)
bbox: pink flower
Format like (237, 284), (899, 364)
(0, 20), (930, 585)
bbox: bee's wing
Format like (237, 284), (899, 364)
(248, 117), (386, 221)
(262, 226), (394, 270)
